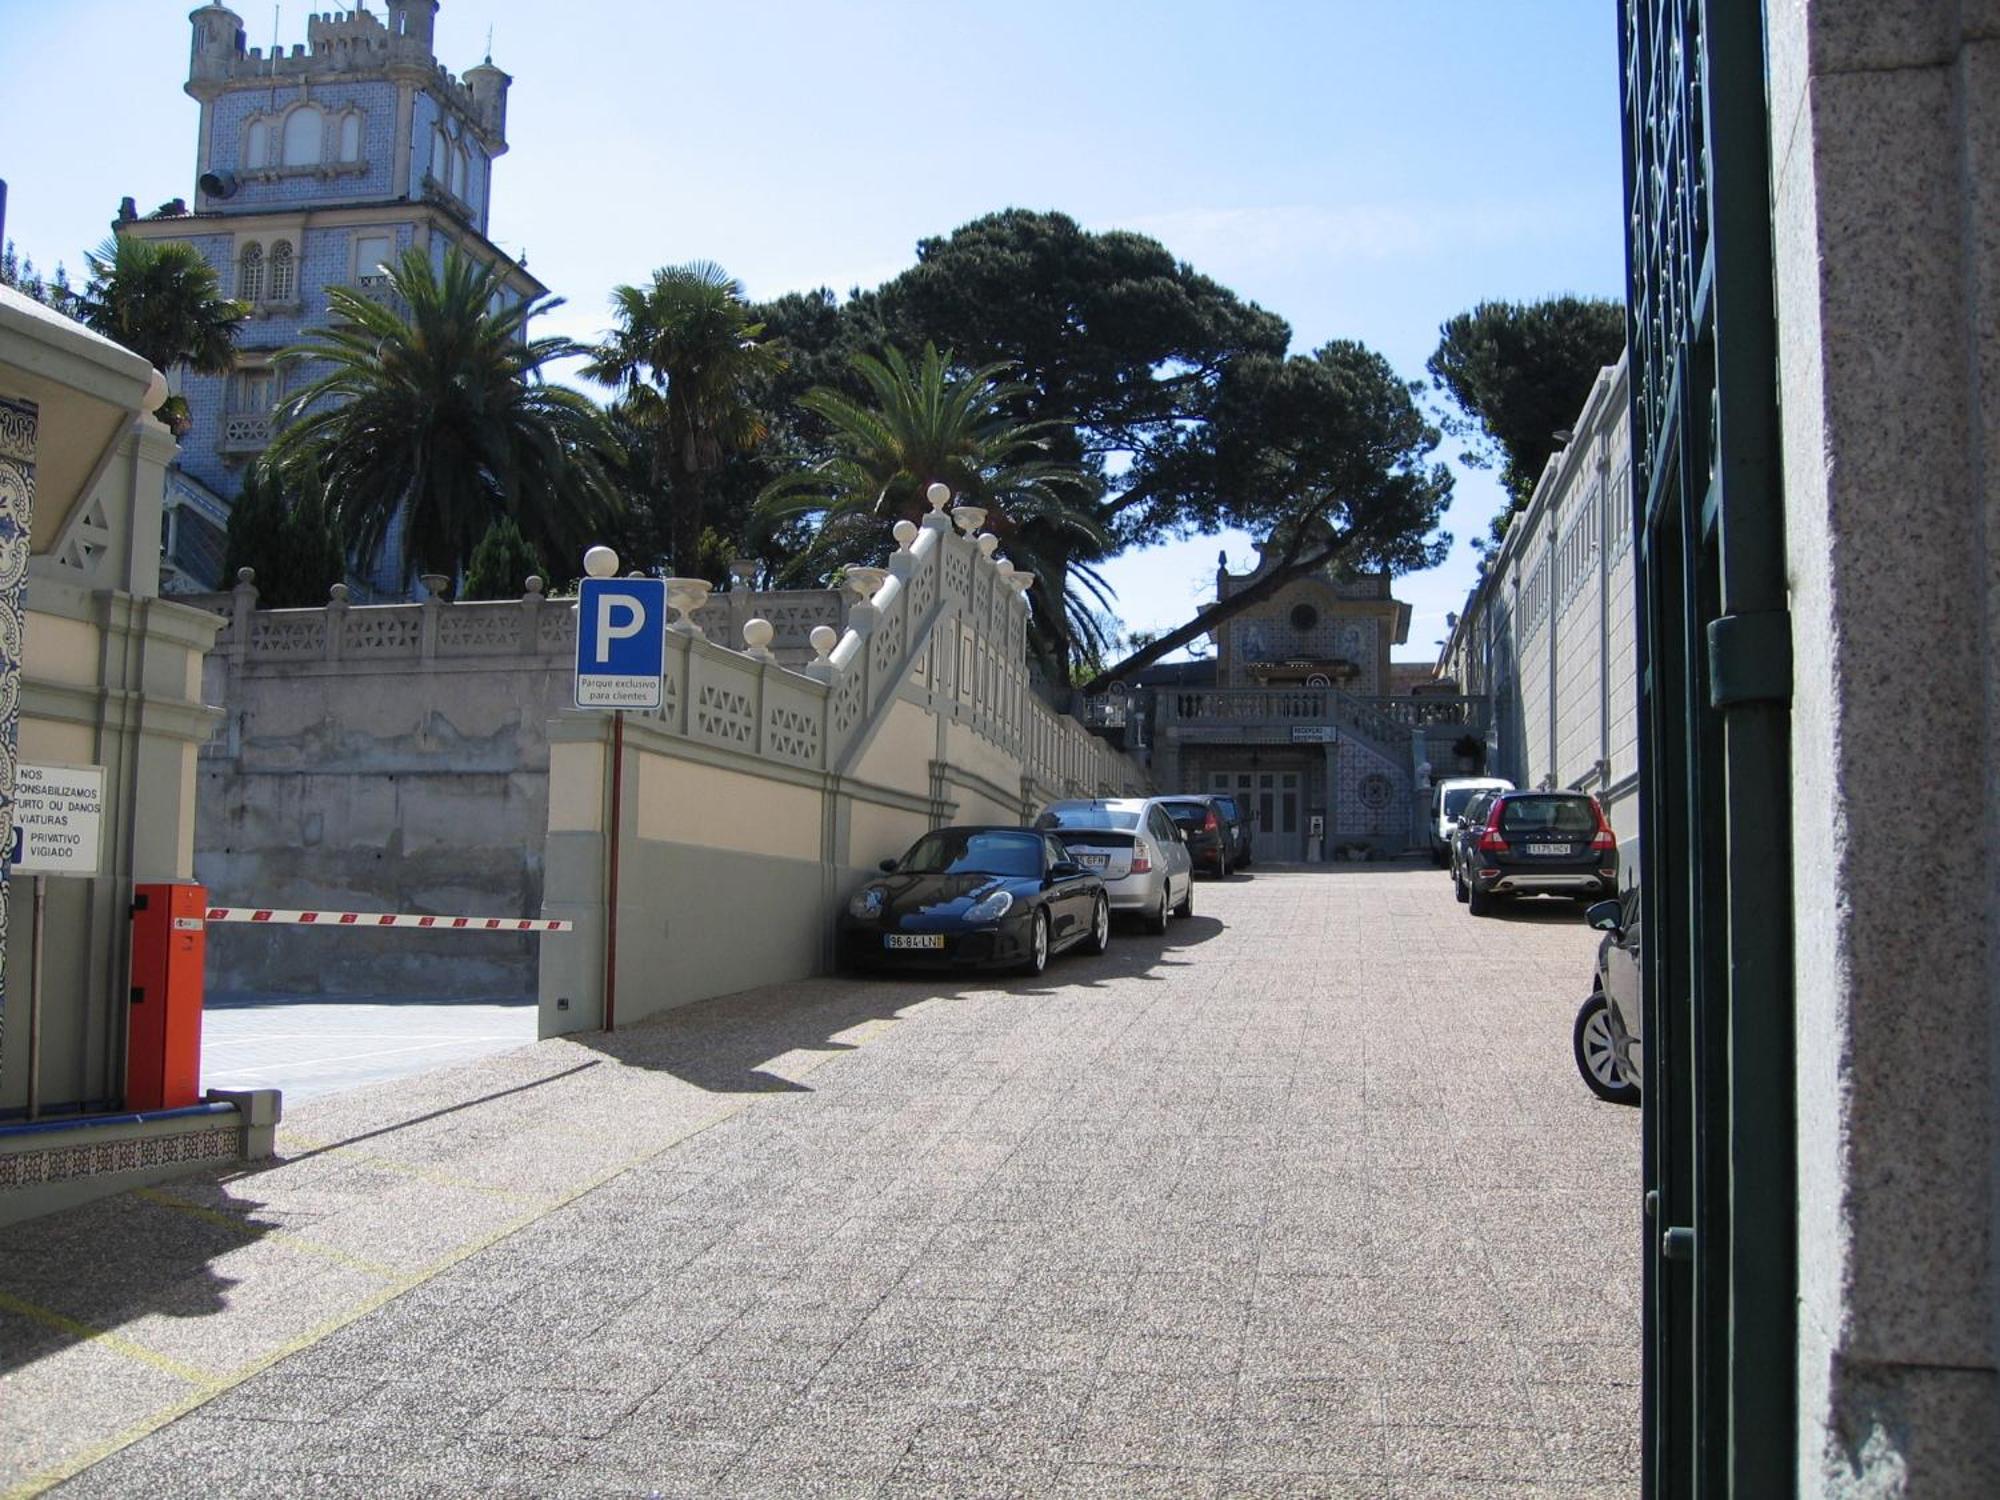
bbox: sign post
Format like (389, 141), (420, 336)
(9, 762), (105, 1118)
(571, 552), (664, 1033)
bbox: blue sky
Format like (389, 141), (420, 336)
(1, 0), (1626, 662)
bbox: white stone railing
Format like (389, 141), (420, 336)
(208, 487), (1142, 796)
(211, 572), (847, 671)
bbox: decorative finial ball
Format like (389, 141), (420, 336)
(810, 624), (838, 659)
(926, 482), (952, 511)
(743, 617), (776, 650)
(525, 575), (544, 595)
(976, 533), (1001, 558)
(583, 545), (619, 579)
(329, 582), (350, 603)
(237, 567), (256, 585)
(892, 519), (918, 550)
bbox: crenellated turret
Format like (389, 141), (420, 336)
(385, 0), (438, 59)
(187, 2), (246, 100)
(464, 57), (511, 151)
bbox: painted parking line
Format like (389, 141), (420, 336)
(7, 1004), (921, 1499)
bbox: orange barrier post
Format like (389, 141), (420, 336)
(127, 883), (207, 1111)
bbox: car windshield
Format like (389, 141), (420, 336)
(1212, 797), (1239, 819)
(1442, 787), (1486, 817)
(899, 829), (1043, 877)
(1036, 805), (1140, 831)
(1499, 797), (1598, 835)
(1162, 803), (1209, 828)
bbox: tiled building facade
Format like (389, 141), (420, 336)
(1141, 549), (1437, 862)
(121, 0), (542, 595)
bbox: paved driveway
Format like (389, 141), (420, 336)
(4, 865), (1640, 1497)
(203, 996), (539, 1103)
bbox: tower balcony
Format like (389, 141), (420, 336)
(219, 414), (272, 454)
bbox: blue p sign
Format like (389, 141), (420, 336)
(575, 577), (667, 709)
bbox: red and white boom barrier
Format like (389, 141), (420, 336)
(204, 907), (572, 932)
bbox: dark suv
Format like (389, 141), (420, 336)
(1208, 793), (1252, 871)
(1447, 788), (1506, 889)
(1454, 790), (1618, 914)
(1157, 796), (1234, 876)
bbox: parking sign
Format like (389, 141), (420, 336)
(575, 577), (667, 709)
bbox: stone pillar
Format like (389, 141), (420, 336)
(1768, 4), (2000, 1488)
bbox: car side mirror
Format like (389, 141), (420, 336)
(1048, 861), (1084, 881)
(1585, 899), (1622, 933)
(878, 858), (898, 874)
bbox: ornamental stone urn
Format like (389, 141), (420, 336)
(663, 577), (712, 632)
(840, 565), (890, 603)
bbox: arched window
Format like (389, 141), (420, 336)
(450, 145), (467, 200)
(430, 127), (448, 184)
(246, 120), (270, 168)
(238, 243), (264, 302)
(338, 113), (361, 162)
(267, 241), (295, 302)
(281, 106), (323, 166)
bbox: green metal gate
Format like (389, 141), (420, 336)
(1618, 3), (1795, 1493)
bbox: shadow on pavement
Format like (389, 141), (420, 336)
(1482, 898), (1594, 925)
(565, 910), (1225, 1094)
(0, 1188), (263, 1380)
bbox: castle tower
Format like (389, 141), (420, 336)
(464, 58), (511, 148)
(385, 0), (440, 57)
(186, 2), (245, 96)
(122, 0), (543, 595)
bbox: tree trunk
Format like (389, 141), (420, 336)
(1082, 536), (1348, 695)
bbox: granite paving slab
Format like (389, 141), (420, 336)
(3, 866), (1640, 1497)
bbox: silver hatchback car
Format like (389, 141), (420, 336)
(1033, 798), (1196, 933)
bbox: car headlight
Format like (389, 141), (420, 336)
(964, 890), (1014, 922)
(848, 886), (886, 919)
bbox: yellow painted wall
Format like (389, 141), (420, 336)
(17, 718), (96, 766)
(547, 741), (605, 832)
(23, 613), (101, 688)
(849, 799), (928, 867)
(852, 698), (935, 789)
(635, 755), (822, 862)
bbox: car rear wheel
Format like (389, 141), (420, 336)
(1468, 881), (1495, 915)
(1083, 893), (1110, 954)
(1145, 885), (1170, 935)
(1454, 866), (1470, 904)
(1574, 992), (1640, 1103)
(1174, 877), (1194, 919)
(1021, 909), (1050, 975)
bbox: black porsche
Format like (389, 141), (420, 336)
(839, 826), (1111, 975)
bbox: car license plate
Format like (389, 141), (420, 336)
(884, 934), (945, 950)
(1528, 843), (1573, 856)
(1074, 853), (1109, 869)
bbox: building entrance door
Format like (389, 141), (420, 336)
(1211, 771), (1300, 861)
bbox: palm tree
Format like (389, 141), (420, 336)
(268, 247), (617, 585)
(585, 261), (782, 578)
(79, 236), (246, 433)
(757, 342), (1114, 675)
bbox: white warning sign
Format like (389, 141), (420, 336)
(9, 763), (105, 877)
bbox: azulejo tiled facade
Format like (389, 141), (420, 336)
(0, 397), (34, 1031)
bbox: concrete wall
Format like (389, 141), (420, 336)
(1767, 3), (2000, 1489)
(194, 578), (846, 1000)
(538, 509), (1151, 1036)
(1437, 358), (1641, 859)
